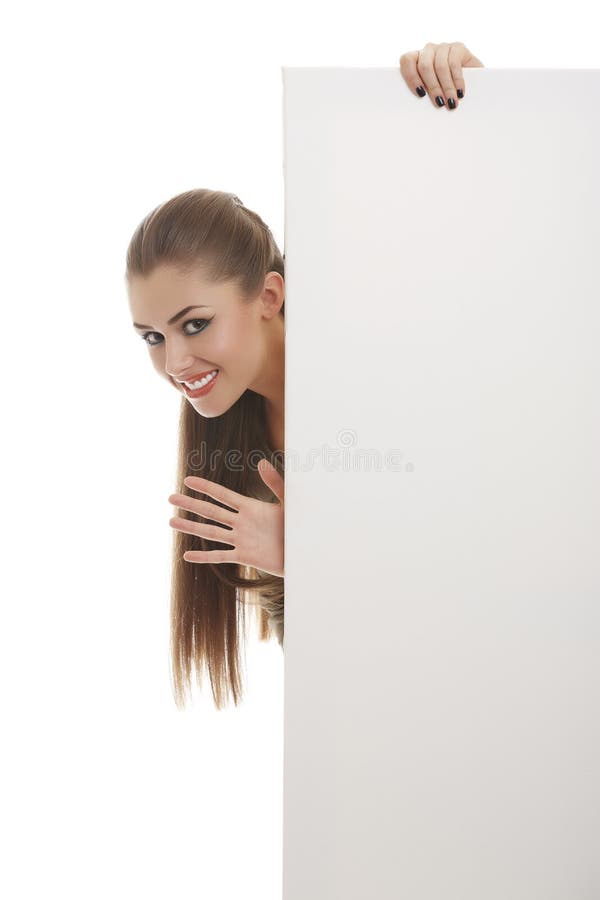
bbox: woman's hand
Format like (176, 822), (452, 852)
(168, 459), (284, 577)
(399, 41), (484, 110)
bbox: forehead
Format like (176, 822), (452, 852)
(127, 264), (240, 312)
(127, 265), (216, 303)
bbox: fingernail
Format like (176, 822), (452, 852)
(416, 86), (426, 97)
(435, 96), (445, 107)
(457, 89), (464, 99)
(448, 97), (456, 109)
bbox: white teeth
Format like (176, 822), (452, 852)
(185, 370), (218, 390)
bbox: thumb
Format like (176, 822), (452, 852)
(258, 458), (285, 504)
(462, 46), (485, 67)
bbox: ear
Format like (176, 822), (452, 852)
(260, 271), (285, 319)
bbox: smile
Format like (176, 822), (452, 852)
(181, 369), (219, 397)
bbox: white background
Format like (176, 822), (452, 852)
(1, 2), (598, 898)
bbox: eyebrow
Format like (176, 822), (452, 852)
(132, 305), (210, 330)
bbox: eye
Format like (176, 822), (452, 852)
(184, 318), (211, 335)
(140, 317), (212, 347)
(140, 331), (162, 346)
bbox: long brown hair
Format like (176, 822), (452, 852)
(125, 188), (285, 711)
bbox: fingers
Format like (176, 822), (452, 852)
(419, 42), (451, 108)
(433, 43), (457, 107)
(399, 41), (485, 109)
(168, 492), (237, 527)
(400, 43), (448, 108)
(257, 458), (285, 504)
(183, 549), (238, 564)
(448, 43), (466, 100)
(399, 50), (428, 99)
(182, 474), (240, 512)
(170, 516), (236, 545)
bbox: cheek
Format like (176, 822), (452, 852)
(149, 350), (168, 379)
(217, 319), (260, 369)
(212, 327), (247, 367)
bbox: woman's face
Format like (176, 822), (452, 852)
(127, 263), (282, 417)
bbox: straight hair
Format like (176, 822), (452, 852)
(125, 188), (285, 710)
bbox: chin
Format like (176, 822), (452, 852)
(185, 391), (239, 418)
(187, 401), (230, 418)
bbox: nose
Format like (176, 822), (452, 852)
(167, 364), (194, 381)
(166, 357), (216, 383)
(163, 335), (215, 382)
(165, 345), (198, 381)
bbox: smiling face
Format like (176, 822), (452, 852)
(127, 263), (284, 418)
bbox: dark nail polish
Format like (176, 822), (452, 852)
(435, 96), (445, 107)
(448, 97), (456, 109)
(457, 89), (464, 99)
(416, 86), (426, 97)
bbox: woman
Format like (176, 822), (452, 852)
(125, 41), (485, 711)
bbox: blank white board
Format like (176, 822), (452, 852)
(282, 66), (600, 899)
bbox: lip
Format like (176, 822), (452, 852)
(178, 369), (216, 384)
(180, 369), (219, 398)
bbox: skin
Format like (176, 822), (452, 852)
(126, 39), (484, 578)
(128, 264), (285, 452)
(127, 263), (287, 577)
(399, 41), (484, 108)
